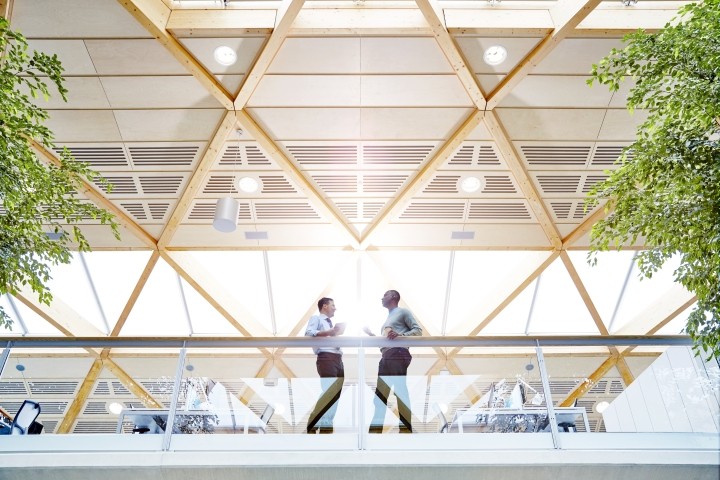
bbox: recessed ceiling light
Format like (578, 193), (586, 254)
(459, 176), (483, 193)
(213, 45), (237, 66)
(483, 45), (508, 66)
(237, 176), (260, 193)
(595, 401), (610, 413)
(108, 402), (124, 415)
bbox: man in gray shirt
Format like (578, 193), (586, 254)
(364, 290), (422, 433)
(305, 297), (345, 433)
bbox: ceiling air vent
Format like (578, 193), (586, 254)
(189, 202), (217, 220)
(536, 175), (581, 193)
(93, 381), (110, 395)
(129, 145), (198, 167)
(287, 145), (358, 165)
(148, 203), (170, 220)
(424, 175), (459, 194)
(401, 202), (464, 219)
(449, 144), (501, 166)
(246, 145), (271, 165)
(56, 146), (128, 168)
(336, 202), (359, 219)
(205, 175), (236, 194)
(522, 145), (591, 166)
(139, 175), (183, 194)
(96, 176), (137, 194)
(29, 381), (78, 395)
(550, 202), (572, 219)
(39, 402), (68, 415)
(588, 380), (608, 394)
(591, 145), (629, 166)
(574, 202), (589, 219)
(73, 421), (117, 434)
(0, 381), (28, 395)
(468, 202), (531, 219)
(83, 401), (110, 415)
(121, 202), (147, 220)
(482, 175), (516, 194)
(582, 175), (607, 193)
(363, 202), (384, 219)
(362, 145), (433, 165)
(260, 175), (295, 194)
(314, 175), (357, 193)
(254, 202), (319, 219)
(363, 175), (407, 194)
(111, 381), (130, 395)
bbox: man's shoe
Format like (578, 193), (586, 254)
(368, 425), (384, 434)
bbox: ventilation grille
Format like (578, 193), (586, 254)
(83, 401), (110, 415)
(522, 145), (591, 165)
(140, 380), (177, 396)
(129, 146), (198, 166)
(401, 203), (465, 219)
(204, 175), (236, 194)
(219, 144), (271, 166)
(425, 175), (459, 194)
(537, 175), (582, 193)
(56, 146), (128, 168)
(29, 381), (78, 395)
(336, 202), (358, 218)
(468, 202), (531, 219)
(112, 381), (130, 395)
(363, 175), (407, 193)
(94, 174), (187, 195)
(40, 401), (68, 415)
(120, 202), (170, 222)
(73, 421), (117, 434)
(188, 201), (251, 221)
(483, 175), (516, 194)
(255, 203), (319, 219)
(363, 145), (433, 165)
(363, 202), (384, 219)
(0, 381), (28, 395)
(287, 145), (358, 165)
(550, 202), (572, 219)
(449, 144), (501, 166)
(550, 200), (595, 220)
(260, 175), (296, 194)
(609, 380), (625, 394)
(592, 145), (630, 166)
(314, 175), (357, 193)
(582, 175), (607, 193)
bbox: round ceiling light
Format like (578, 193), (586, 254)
(595, 401), (610, 413)
(483, 45), (508, 66)
(237, 176), (260, 193)
(459, 176), (483, 193)
(213, 46), (237, 66)
(108, 402), (124, 415)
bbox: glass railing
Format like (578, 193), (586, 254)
(0, 336), (717, 452)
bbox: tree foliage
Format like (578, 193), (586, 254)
(587, 0), (720, 357)
(0, 17), (119, 329)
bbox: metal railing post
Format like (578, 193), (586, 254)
(162, 341), (188, 451)
(536, 340), (560, 448)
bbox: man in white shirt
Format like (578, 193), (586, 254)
(305, 297), (345, 433)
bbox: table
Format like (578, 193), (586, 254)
(116, 408), (267, 434)
(449, 406), (589, 433)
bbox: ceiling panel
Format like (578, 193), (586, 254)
(46, 110), (122, 142)
(360, 37), (454, 74)
(268, 38), (360, 74)
(26, 40), (97, 75)
(34, 77), (111, 109)
(533, 38), (626, 74)
(113, 109), (226, 142)
(84, 40), (189, 75)
(11, 0), (151, 38)
(495, 108), (607, 141)
(499, 76), (614, 108)
(249, 76), (361, 107)
(360, 108), (473, 140)
(455, 37), (543, 74)
(250, 108), (361, 140)
(362, 76), (473, 107)
(99, 76), (220, 109)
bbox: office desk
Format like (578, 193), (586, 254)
(116, 408), (267, 434)
(450, 407), (589, 433)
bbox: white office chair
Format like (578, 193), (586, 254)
(0, 400), (41, 435)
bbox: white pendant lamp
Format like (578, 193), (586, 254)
(213, 197), (239, 233)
